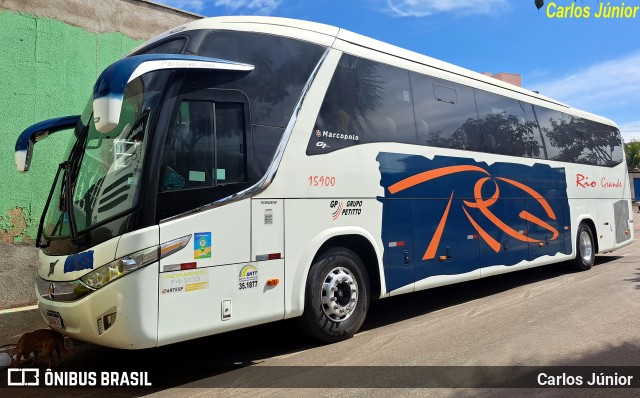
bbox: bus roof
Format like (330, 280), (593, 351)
(140, 16), (616, 127)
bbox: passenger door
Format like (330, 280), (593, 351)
(156, 89), (283, 345)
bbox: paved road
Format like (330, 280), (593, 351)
(2, 213), (639, 397)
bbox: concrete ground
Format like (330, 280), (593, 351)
(0, 242), (39, 311)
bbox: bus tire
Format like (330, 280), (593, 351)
(573, 223), (595, 271)
(299, 247), (370, 343)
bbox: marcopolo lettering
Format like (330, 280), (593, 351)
(316, 129), (359, 142)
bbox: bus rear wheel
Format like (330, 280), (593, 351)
(573, 223), (595, 271)
(299, 247), (370, 343)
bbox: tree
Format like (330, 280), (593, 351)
(625, 140), (640, 171)
(543, 116), (619, 166)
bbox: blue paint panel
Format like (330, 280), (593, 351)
(412, 199), (481, 278)
(477, 198), (528, 269)
(526, 198), (567, 261)
(384, 199), (415, 292)
(377, 153), (570, 293)
(63, 250), (94, 273)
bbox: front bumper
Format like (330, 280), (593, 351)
(35, 262), (160, 349)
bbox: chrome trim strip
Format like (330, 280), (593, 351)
(161, 48), (330, 223)
(36, 275), (95, 303)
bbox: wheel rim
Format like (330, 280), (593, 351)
(579, 230), (593, 263)
(321, 267), (358, 322)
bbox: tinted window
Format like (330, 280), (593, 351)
(308, 54), (417, 155)
(534, 106), (622, 166)
(534, 106), (564, 162)
(475, 90), (544, 158)
(411, 73), (481, 151)
(161, 100), (246, 192)
(252, 125), (283, 180)
(582, 118), (623, 166)
(603, 126), (624, 166)
(139, 37), (187, 55)
(198, 31), (325, 128)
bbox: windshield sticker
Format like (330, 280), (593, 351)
(194, 232), (212, 259)
(264, 209), (273, 225)
(160, 269), (209, 295)
(188, 171), (206, 182)
(63, 250), (94, 273)
(238, 264), (258, 290)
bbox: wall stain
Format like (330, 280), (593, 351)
(0, 207), (33, 244)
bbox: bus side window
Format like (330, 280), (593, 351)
(579, 119), (623, 166)
(474, 90), (544, 158)
(161, 100), (247, 192)
(535, 106), (568, 162)
(307, 54), (417, 155)
(162, 101), (214, 190)
(411, 73), (481, 151)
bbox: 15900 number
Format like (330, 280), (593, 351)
(309, 176), (336, 187)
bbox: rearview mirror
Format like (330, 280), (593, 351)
(15, 115), (80, 173)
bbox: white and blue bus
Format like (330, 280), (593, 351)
(15, 17), (633, 348)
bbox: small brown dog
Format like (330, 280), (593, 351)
(13, 329), (65, 368)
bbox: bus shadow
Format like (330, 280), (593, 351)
(362, 256), (621, 332)
(625, 267), (640, 289)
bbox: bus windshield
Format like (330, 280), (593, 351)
(42, 71), (166, 243)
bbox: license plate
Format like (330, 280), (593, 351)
(47, 310), (64, 329)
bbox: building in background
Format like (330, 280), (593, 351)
(482, 72), (522, 87)
(0, 0), (200, 309)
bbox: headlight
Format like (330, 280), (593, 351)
(81, 246), (159, 289)
(81, 235), (191, 290)
(38, 235), (191, 302)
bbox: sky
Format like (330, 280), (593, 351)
(153, 0), (640, 141)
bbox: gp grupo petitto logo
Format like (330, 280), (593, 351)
(330, 200), (363, 220)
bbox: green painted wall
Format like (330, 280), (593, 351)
(0, 10), (143, 243)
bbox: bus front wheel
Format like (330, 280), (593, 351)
(573, 223), (595, 271)
(299, 247), (370, 343)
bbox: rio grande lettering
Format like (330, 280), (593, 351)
(576, 174), (622, 189)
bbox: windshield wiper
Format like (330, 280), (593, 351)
(38, 122), (88, 247)
(63, 123), (90, 245)
(36, 162), (65, 248)
(64, 160), (79, 244)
